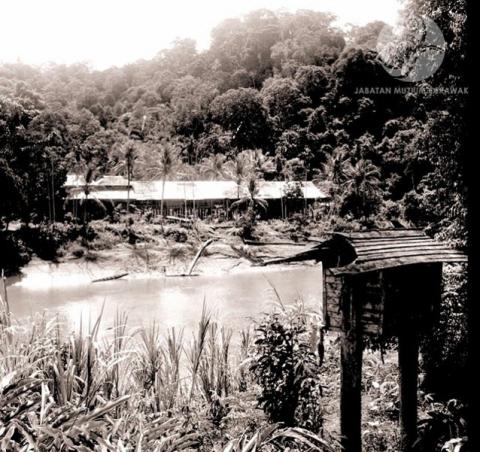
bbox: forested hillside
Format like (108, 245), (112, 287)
(0, 2), (467, 242)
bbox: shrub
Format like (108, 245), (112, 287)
(420, 264), (468, 398)
(71, 243), (85, 258)
(20, 222), (80, 260)
(234, 209), (255, 240)
(250, 304), (323, 432)
(415, 397), (468, 452)
(164, 227), (189, 243)
(0, 232), (31, 275)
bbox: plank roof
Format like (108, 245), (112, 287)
(330, 229), (467, 274)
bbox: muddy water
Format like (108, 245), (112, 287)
(7, 264), (323, 335)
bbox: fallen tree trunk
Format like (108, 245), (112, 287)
(242, 239), (307, 246)
(186, 238), (215, 276)
(229, 244), (262, 264)
(92, 272), (129, 283)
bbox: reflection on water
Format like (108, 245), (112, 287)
(8, 266), (323, 335)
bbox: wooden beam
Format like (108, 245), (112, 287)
(398, 320), (419, 451)
(340, 278), (364, 452)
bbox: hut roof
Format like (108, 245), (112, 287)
(261, 229), (466, 270)
(330, 229), (467, 274)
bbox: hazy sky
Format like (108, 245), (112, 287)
(1, 0), (402, 70)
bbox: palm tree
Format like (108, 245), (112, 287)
(314, 148), (352, 216)
(344, 159), (382, 221)
(229, 175), (268, 217)
(199, 154), (228, 180)
(113, 140), (137, 212)
(226, 153), (251, 199)
(244, 149), (276, 178)
(320, 147), (351, 188)
(74, 163), (105, 244)
(141, 139), (180, 218)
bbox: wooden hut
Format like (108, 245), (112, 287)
(320, 229), (467, 452)
(263, 229), (467, 452)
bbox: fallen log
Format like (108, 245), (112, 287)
(187, 238), (215, 275)
(242, 239), (307, 246)
(229, 244), (262, 264)
(91, 272), (129, 283)
(165, 273), (199, 277)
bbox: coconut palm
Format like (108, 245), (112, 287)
(343, 158), (382, 221)
(229, 175), (268, 216)
(344, 159), (381, 198)
(244, 149), (276, 178)
(226, 153), (252, 199)
(319, 147), (351, 188)
(199, 154), (228, 180)
(141, 139), (180, 218)
(112, 140), (138, 212)
(73, 163), (106, 241)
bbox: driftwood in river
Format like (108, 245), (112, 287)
(91, 272), (129, 283)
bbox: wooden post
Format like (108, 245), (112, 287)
(340, 279), (364, 452)
(398, 320), (419, 452)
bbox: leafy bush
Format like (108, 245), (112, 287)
(250, 304), (323, 432)
(420, 264), (468, 398)
(20, 222), (81, 260)
(415, 397), (468, 452)
(234, 208), (255, 240)
(164, 226), (189, 243)
(0, 231), (31, 275)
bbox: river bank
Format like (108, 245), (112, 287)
(6, 217), (324, 286)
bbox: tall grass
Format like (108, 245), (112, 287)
(0, 287), (337, 450)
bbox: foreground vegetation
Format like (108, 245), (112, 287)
(0, 279), (468, 451)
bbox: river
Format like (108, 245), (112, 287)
(6, 263), (323, 336)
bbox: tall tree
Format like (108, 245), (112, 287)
(199, 154), (228, 180)
(113, 140), (138, 212)
(141, 140), (181, 218)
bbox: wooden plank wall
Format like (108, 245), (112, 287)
(324, 270), (384, 335)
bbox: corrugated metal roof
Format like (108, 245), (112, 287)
(330, 229), (467, 274)
(131, 181), (239, 201)
(65, 174), (130, 187)
(65, 178), (328, 201)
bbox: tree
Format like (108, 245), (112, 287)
(261, 78), (310, 130)
(230, 176), (267, 217)
(294, 65), (331, 105)
(318, 148), (351, 191)
(199, 154), (228, 180)
(243, 149), (276, 179)
(141, 139), (181, 218)
(229, 174), (267, 239)
(226, 153), (252, 198)
(113, 140), (138, 212)
(210, 88), (271, 150)
(0, 159), (24, 226)
(341, 159), (383, 222)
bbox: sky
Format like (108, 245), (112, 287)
(0, 0), (403, 70)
